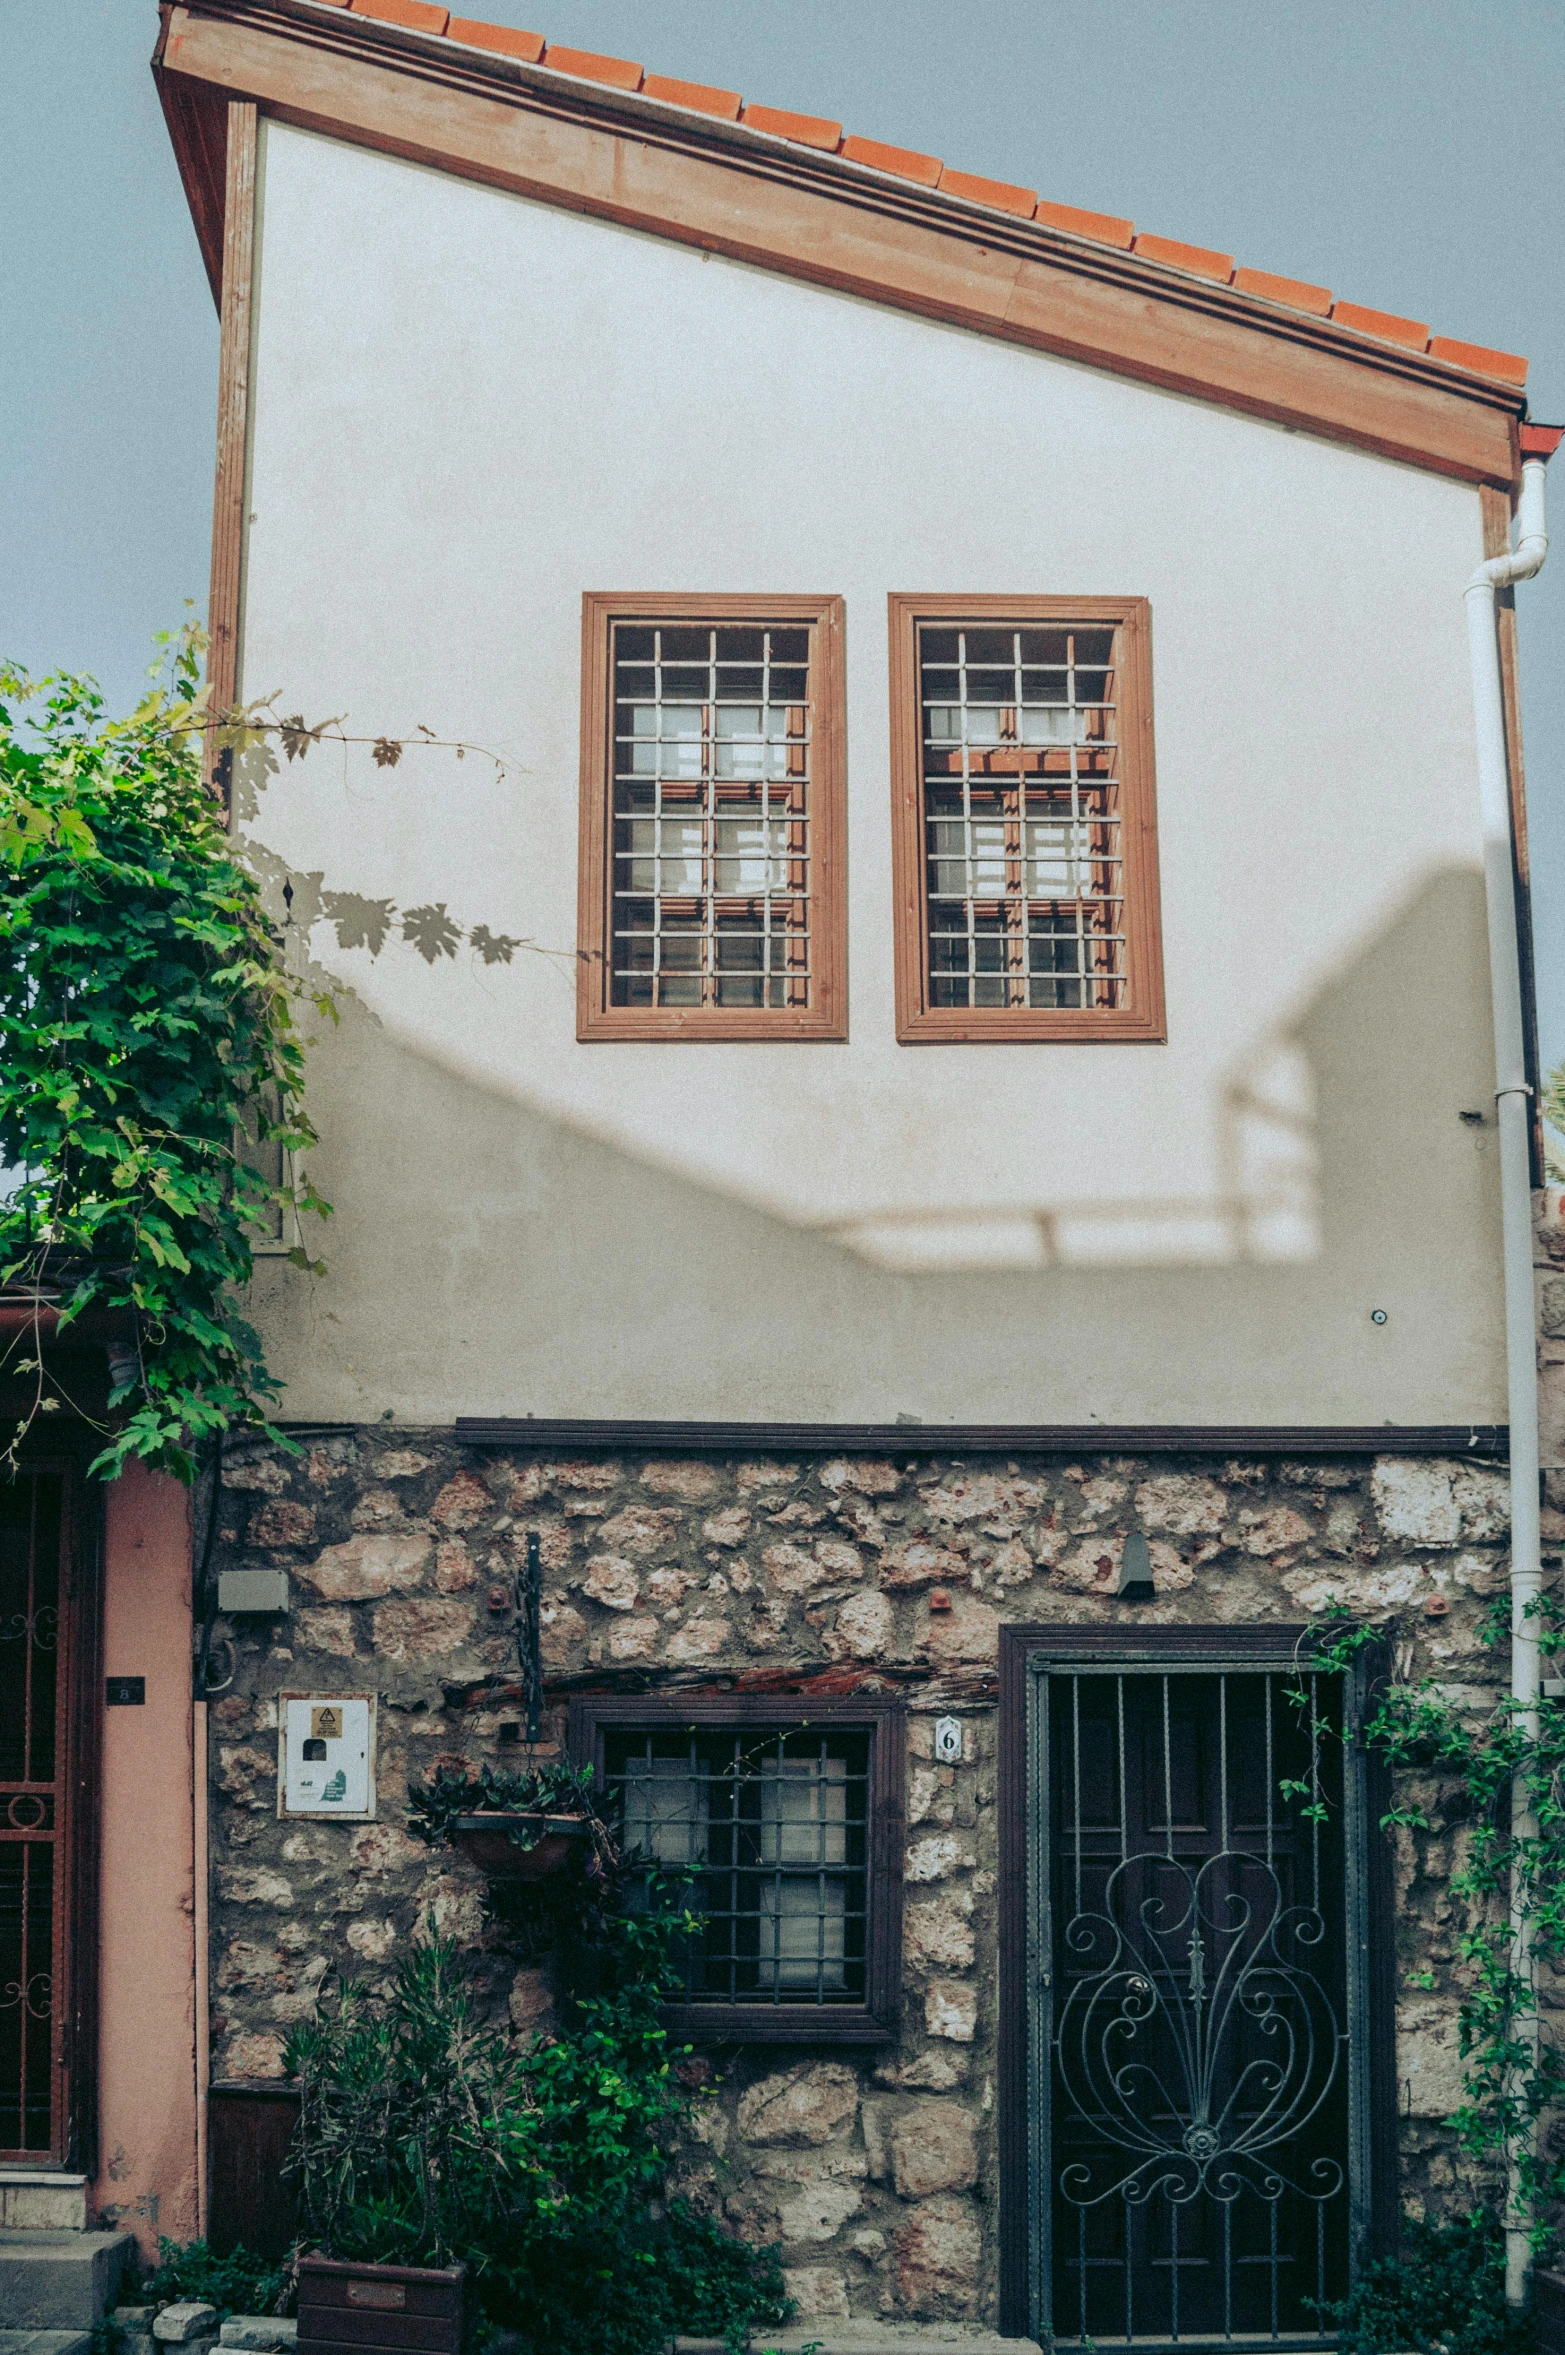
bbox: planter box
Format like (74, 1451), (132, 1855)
(297, 2257), (466, 2355)
(1537, 2266), (1565, 2355)
(449, 1811), (591, 1880)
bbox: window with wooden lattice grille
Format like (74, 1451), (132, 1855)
(889, 597), (1165, 1042)
(577, 596), (847, 1041)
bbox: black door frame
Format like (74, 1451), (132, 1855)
(997, 1622), (1397, 2344)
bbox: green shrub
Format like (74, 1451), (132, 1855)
(283, 1935), (545, 2274)
(143, 2238), (289, 2319)
(284, 1912), (789, 2355)
(490, 2201), (789, 2355)
(1326, 2211), (1536, 2355)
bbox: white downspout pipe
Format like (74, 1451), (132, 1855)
(1463, 430), (1556, 2305)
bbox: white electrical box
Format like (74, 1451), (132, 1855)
(218, 1568), (290, 1615)
(278, 1692), (377, 1820)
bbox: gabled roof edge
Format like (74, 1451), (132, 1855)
(154, 0), (1528, 489)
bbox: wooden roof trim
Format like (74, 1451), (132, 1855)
(154, 0), (1523, 485)
(451, 1418), (1509, 1459)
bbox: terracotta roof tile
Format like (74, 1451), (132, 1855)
(349, 0), (449, 28)
(446, 16), (544, 59)
(839, 134), (943, 188)
(938, 165), (1038, 218)
(318, 0), (1529, 389)
(642, 73), (742, 120)
(1330, 299), (1429, 349)
(542, 44), (643, 90)
(1132, 232), (1234, 283)
(1033, 198), (1134, 250)
(741, 103), (843, 151)
(1231, 265), (1332, 316)
(1426, 336), (1529, 388)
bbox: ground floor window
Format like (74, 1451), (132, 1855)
(569, 1692), (903, 2042)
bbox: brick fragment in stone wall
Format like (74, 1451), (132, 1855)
(205, 1436), (1512, 2316)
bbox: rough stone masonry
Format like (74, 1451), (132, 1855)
(199, 1437), (1557, 2322)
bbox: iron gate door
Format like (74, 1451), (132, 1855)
(1028, 1656), (1370, 2351)
(0, 1465), (95, 2164)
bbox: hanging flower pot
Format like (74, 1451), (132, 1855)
(448, 1810), (594, 1881)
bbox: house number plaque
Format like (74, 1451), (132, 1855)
(278, 1692), (377, 1820)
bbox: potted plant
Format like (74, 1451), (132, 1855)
(284, 1895), (792, 2355)
(408, 1761), (613, 1883)
(282, 1936), (546, 2352)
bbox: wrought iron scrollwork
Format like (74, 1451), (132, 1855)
(1, 1791), (55, 1832)
(1056, 1849), (1344, 2216)
(0, 1971), (52, 2022)
(0, 1606), (57, 1651)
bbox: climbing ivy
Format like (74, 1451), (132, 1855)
(1543, 1058), (1565, 1187)
(1295, 1597), (1565, 2247)
(0, 623), (330, 1481)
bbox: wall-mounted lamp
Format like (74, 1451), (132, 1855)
(1115, 1530), (1155, 1603)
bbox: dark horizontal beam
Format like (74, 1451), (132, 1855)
(453, 1418), (1507, 1458)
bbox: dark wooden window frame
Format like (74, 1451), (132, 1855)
(576, 592), (849, 1043)
(0, 1455), (104, 2169)
(888, 594), (1166, 1043)
(568, 1691), (903, 2042)
(995, 1622), (1396, 2341)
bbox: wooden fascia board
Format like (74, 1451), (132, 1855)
(156, 0), (1522, 486)
(154, 21), (230, 305)
(451, 1418), (1509, 1458)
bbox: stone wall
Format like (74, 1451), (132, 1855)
(203, 1436), (1539, 2319)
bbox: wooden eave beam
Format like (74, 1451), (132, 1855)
(154, 0), (1524, 487)
(451, 1418), (1509, 1458)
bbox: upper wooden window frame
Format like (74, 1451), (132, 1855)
(577, 592), (848, 1042)
(888, 593), (1166, 1044)
(567, 1690), (904, 2043)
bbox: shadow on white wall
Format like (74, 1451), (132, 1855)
(824, 1037), (1319, 1272)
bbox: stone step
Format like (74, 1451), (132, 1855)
(0, 2232), (136, 2329)
(676, 2335), (1043, 2355)
(0, 2333), (92, 2355)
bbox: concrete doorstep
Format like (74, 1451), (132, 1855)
(675, 2332), (1043, 2355)
(0, 2233), (136, 2331)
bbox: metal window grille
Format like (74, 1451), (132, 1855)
(610, 622), (813, 1010)
(919, 622), (1125, 1010)
(603, 1725), (870, 2005)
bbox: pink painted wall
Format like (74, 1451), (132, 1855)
(92, 1465), (198, 2257)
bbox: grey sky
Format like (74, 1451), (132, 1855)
(4, 1), (1562, 1057)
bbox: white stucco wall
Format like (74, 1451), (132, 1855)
(237, 120), (1505, 1427)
